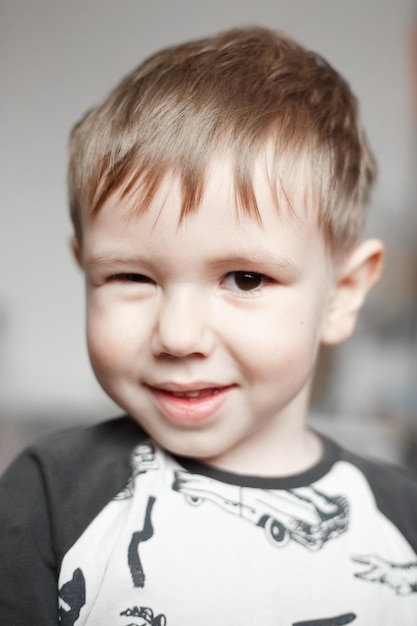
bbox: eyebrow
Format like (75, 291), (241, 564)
(84, 252), (150, 270)
(84, 250), (300, 276)
(206, 252), (300, 274)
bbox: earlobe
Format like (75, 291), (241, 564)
(321, 239), (384, 345)
(70, 236), (83, 268)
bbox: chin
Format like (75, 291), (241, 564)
(157, 430), (234, 463)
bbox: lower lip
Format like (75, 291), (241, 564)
(148, 386), (234, 425)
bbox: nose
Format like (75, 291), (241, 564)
(151, 288), (214, 358)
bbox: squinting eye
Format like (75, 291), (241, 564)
(223, 271), (265, 292)
(110, 273), (153, 283)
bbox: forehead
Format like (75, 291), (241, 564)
(83, 150), (319, 239)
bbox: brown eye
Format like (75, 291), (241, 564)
(224, 271), (265, 292)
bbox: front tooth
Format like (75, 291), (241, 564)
(171, 390), (200, 398)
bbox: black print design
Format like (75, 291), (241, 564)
(120, 605), (167, 625)
(353, 553), (417, 595)
(58, 568), (86, 626)
(115, 442), (159, 500)
(293, 614), (356, 625)
(172, 470), (349, 549)
(128, 496), (156, 587)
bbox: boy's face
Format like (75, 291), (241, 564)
(79, 158), (342, 472)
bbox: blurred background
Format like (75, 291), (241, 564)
(1, 0), (416, 474)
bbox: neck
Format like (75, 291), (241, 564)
(202, 424), (323, 478)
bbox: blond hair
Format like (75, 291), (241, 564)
(68, 26), (376, 254)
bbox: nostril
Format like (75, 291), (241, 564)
(152, 327), (213, 359)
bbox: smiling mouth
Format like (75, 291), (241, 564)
(146, 384), (234, 424)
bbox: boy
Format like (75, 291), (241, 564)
(1, 26), (416, 625)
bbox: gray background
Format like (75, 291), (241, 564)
(1, 0), (416, 472)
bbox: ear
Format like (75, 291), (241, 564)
(321, 239), (384, 345)
(70, 235), (83, 268)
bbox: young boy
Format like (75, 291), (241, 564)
(1, 26), (416, 626)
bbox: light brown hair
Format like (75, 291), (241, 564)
(68, 26), (376, 254)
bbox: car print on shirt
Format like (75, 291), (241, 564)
(172, 470), (349, 550)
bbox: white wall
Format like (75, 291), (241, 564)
(1, 0), (415, 427)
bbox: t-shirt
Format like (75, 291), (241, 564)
(0, 415), (417, 625)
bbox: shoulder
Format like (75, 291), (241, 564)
(336, 442), (417, 502)
(7, 415), (146, 495)
(0, 415), (148, 560)
(29, 414), (147, 472)
(332, 439), (417, 552)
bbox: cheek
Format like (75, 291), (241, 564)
(225, 307), (321, 377)
(87, 320), (121, 379)
(86, 299), (144, 375)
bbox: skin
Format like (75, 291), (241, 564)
(74, 157), (383, 476)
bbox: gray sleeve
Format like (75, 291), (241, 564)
(0, 415), (146, 625)
(339, 445), (417, 554)
(0, 448), (59, 625)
